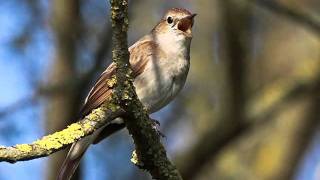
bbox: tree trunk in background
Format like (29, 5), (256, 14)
(189, 1), (320, 180)
(46, 0), (82, 180)
(176, 1), (250, 179)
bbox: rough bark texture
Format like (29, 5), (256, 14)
(110, 0), (182, 179)
(0, 103), (123, 162)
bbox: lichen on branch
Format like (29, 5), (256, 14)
(109, 0), (183, 179)
(0, 102), (123, 163)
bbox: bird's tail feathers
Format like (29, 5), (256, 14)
(57, 128), (103, 180)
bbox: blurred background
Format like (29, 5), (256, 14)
(0, 0), (319, 180)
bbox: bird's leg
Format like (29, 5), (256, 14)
(150, 118), (166, 138)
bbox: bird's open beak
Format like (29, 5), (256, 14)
(177, 13), (197, 34)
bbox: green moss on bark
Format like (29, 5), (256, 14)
(0, 102), (123, 163)
(109, 0), (182, 179)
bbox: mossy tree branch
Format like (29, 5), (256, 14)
(0, 102), (123, 163)
(110, 0), (182, 179)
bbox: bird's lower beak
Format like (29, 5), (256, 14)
(177, 13), (197, 34)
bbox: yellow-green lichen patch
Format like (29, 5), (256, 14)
(106, 102), (120, 112)
(16, 144), (32, 152)
(106, 77), (117, 88)
(83, 122), (92, 131)
(131, 150), (144, 167)
(85, 111), (100, 121)
(131, 150), (139, 165)
(121, 90), (132, 100)
(34, 123), (85, 150)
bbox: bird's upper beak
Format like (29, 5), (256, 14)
(177, 13), (197, 34)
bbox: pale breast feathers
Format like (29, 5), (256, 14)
(78, 40), (163, 118)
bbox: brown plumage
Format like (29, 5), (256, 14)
(57, 7), (195, 180)
(78, 40), (161, 118)
(57, 40), (163, 180)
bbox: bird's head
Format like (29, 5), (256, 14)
(152, 8), (196, 39)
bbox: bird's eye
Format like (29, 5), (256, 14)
(167, 16), (173, 24)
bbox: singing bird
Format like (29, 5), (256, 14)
(58, 8), (196, 180)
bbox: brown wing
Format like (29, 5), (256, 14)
(78, 63), (116, 118)
(129, 39), (161, 77)
(79, 40), (161, 118)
